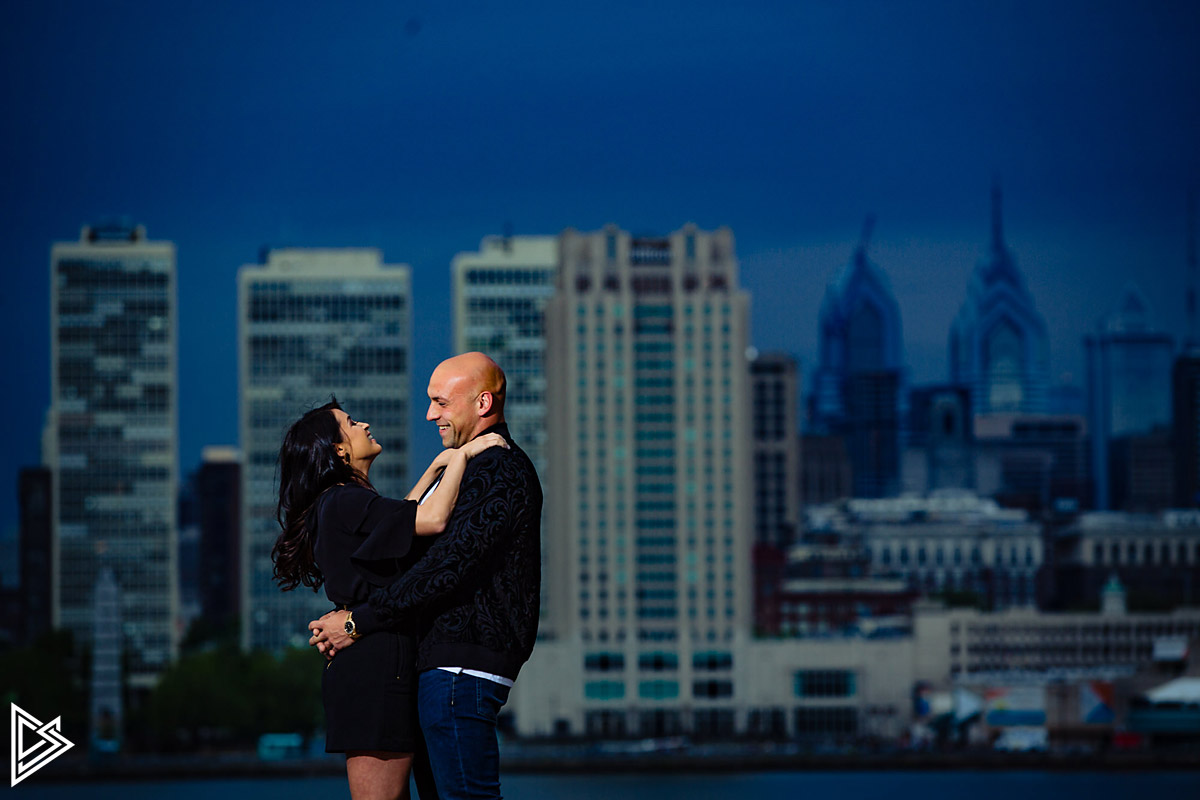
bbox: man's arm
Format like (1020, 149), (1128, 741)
(357, 450), (534, 632)
(310, 450), (534, 649)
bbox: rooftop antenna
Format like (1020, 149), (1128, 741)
(991, 174), (1005, 253)
(856, 214), (875, 264)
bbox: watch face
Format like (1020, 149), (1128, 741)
(344, 620), (354, 634)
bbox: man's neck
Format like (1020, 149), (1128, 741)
(471, 419), (507, 440)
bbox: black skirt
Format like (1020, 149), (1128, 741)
(322, 630), (418, 753)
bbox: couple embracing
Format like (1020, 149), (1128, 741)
(272, 352), (542, 800)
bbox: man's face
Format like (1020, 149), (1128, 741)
(426, 369), (480, 449)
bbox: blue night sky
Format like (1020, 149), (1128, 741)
(1, 1), (1198, 535)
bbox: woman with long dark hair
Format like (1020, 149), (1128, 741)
(273, 397), (504, 800)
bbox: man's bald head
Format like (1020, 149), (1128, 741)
(425, 352), (507, 448)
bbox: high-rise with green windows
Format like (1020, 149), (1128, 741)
(238, 248), (410, 651)
(544, 224), (752, 737)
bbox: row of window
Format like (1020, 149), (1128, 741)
(584, 680), (735, 701)
(1093, 540), (1200, 566)
(878, 544), (1037, 567)
(584, 651), (734, 672)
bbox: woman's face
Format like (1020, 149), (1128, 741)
(332, 408), (382, 470)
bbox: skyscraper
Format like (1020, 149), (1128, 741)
(48, 223), (178, 686)
(544, 224), (751, 737)
(750, 352), (801, 549)
(1085, 285), (1173, 509)
(239, 248), (410, 651)
(452, 234), (557, 477)
(1173, 353), (1200, 509)
(194, 446), (242, 627)
(811, 219), (904, 498)
(949, 182), (1050, 416)
(452, 234), (558, 636)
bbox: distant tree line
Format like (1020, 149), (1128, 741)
(1, 620), (325, 754)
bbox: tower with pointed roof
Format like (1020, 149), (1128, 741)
(811, 217), (904, 497)
(949, 181), (1049, 416)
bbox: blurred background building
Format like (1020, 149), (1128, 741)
(949, 183), (1050, 417)
(452, 234), (559, 634)
(539, 224), (752, 737)
(47, 223), (179, 688)
(238, 248), (411, 651)
(810, 220), (904, 499)
(1085, 285), (1173, 511)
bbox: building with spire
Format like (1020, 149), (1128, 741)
(811, 217), (904, 498)
(949, 182), (1050, 416)
(1085, 285), (1173, 510)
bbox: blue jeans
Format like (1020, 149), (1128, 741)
(418, 669), (511, 799)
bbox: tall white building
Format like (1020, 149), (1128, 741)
(452, 235), (557, 476)
(539, 224), (753, 736)
(452, 234), (558, 635)
(48, 223), (179, 687)
(239, 248), (411, 651)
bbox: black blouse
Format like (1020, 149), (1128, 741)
(312, 484), (419, 607)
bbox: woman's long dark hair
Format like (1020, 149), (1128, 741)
(272, 397), (373, 591)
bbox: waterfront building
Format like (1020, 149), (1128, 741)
(949, 182), (1049, 416)
(511, 580), (1200, 744)
(810, 221), (904, 498)
(543, 223), (752, 737)
(1085, 285), (1173, 509)
(238, 248), (410, 651)
(513, 629), (918, 743)
(916, 601), (1200, 684)
(48, 223), (178, 685)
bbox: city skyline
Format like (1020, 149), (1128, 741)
(2, 2), (1198, 535)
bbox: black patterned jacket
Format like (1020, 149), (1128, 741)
(351, 423), (542, 681)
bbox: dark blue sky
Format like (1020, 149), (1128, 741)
(2, 1), (1198, 536)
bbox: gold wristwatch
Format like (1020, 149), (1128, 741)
(343, 610), (361, 640)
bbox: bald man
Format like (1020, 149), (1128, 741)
(311, 353), (542, 800)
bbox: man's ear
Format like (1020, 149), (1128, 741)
(477, 391), (494, 416)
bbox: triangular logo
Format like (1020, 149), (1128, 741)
(10, 703), (74, 787)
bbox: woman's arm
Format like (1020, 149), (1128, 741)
(412, 433), (508, 535)
(405, 448), (454, 501)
